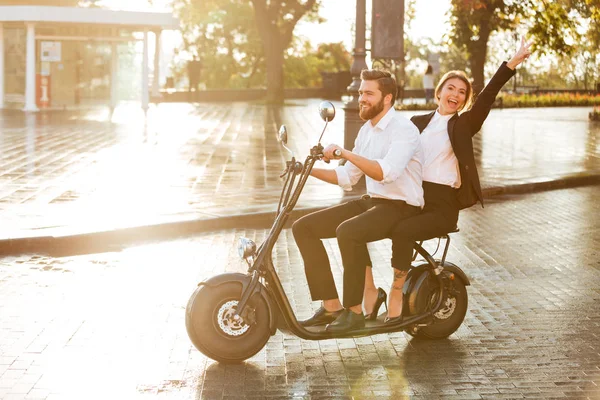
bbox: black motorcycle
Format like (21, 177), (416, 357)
(185, 101), (470, 363)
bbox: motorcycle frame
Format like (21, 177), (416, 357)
(231, 144), (465, 340)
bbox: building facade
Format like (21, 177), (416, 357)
(0, 4), (178, 111)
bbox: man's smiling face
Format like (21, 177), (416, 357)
(358, 80), (386, 121)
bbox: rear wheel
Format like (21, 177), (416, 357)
(185, 281), (271, 363)
(409, 274), (468, 339)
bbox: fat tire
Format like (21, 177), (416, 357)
(185, 281), (271, 363)
(409, 276), (468, 340)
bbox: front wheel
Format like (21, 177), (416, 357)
(185, 281), (271, 363)
(409, 274), (468, 340)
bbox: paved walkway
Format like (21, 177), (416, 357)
(0, 186), (599, 399)
(0, 102), (598, 245)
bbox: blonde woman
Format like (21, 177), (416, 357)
(364, 38), (533, 323)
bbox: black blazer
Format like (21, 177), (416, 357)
(410, 62), (516, 208)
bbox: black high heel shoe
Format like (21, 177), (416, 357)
(364, 288), (387, 320)
(384, 302), (404, 324)
(384, 314), (403, 324)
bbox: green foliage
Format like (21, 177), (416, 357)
(447, 0), (527, 91)
(444, 0), (600, 92)
(396, 103), (437, 111)
(522, 0), (600, 90)
(284, 42), (351, 88)
(313, 42), (352, 72)
(588, 1), (600, 48)
(498, 92), (600, 108)
(438, 43), (472, 75)
(397, 93), (600, 111)
(449, 1), (513, 51)
(172, 0), (264, 89)
(528, 1), (580, 57)
(250, 0), (322, 103)
(449, 0), (516, 45)
(172, 0), (342, 92)
(590, 106), (600, 121)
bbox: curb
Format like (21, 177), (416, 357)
(1, 173), (599, 257)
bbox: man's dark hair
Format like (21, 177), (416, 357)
(360, 69), (397, 104)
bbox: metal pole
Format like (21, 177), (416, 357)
(513, 32), (518, 93)
(152, 30), (161, 99)
(24, 23), (38, 112)
(141, 29), (149, 113)
(0, 23), (4, 109)
(342, 0), (368, 151)
(110, 42), (118, 111)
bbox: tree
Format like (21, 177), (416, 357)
(249, 0), (321, 103)
(174, 0), (265, 89)
(284, 41), (351, 88)
(527, 0), (600, 89)
(448, 0), (600, 93)
(448, 0), (525, 93)
(533, 0), (600, 50)
(174, 0), (323, 101)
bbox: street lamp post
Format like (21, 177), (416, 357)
(342, 0), (368, 151)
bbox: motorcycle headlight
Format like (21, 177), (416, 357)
(237, 237), (257, 260)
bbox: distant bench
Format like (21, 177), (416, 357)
(514, 85), (540, 94)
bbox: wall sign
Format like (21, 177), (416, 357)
(41, 41), (61, 62)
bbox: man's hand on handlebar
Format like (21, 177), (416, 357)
(323, 144), (344, 162)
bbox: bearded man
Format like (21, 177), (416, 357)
(292, 69), (425, 333)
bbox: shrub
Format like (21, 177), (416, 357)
(498, 92), (600, 108)
(590, 105), (600, 121)
(395, 92), (600, 111)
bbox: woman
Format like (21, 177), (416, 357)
(423, 64), (435, 104)
(363, 38), (532, 322)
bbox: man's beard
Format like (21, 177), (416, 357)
(359, 97), (385, 121)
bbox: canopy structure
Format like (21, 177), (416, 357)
(0, 5), (179, 111)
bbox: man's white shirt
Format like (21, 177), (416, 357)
(334, 107), (425, 208)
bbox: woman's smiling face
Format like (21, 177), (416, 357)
(437, 77), (468, 115)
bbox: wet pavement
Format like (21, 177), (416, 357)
(0, 186), (599, 399)
(0, 102), (599, 243)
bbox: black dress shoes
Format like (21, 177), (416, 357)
(325, 309), (365, 333)
(300, 306), (344, 327)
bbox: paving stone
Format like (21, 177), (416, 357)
(0, 184), (599, 398)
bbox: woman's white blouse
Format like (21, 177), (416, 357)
(420, 111), (461, 188)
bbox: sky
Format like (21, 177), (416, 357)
(296, 0), (451, 49)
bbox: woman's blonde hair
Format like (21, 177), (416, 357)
(434, 70), (473, 112)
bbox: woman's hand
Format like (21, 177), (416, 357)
(507, 37), (532, 70)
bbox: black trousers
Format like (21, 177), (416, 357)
(292, 196), (420, 308)
(390, 181), (460, 270)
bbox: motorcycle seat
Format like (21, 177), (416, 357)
(386, 227), (459, 241)
(425, 227), (460, 238)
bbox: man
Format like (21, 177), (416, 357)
(187, 56), (202, 92)
(292, 69), (424, 333)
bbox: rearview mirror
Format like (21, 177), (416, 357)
(318, 101), (336, 122)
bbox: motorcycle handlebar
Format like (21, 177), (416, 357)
(321, 148), (342, 164)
